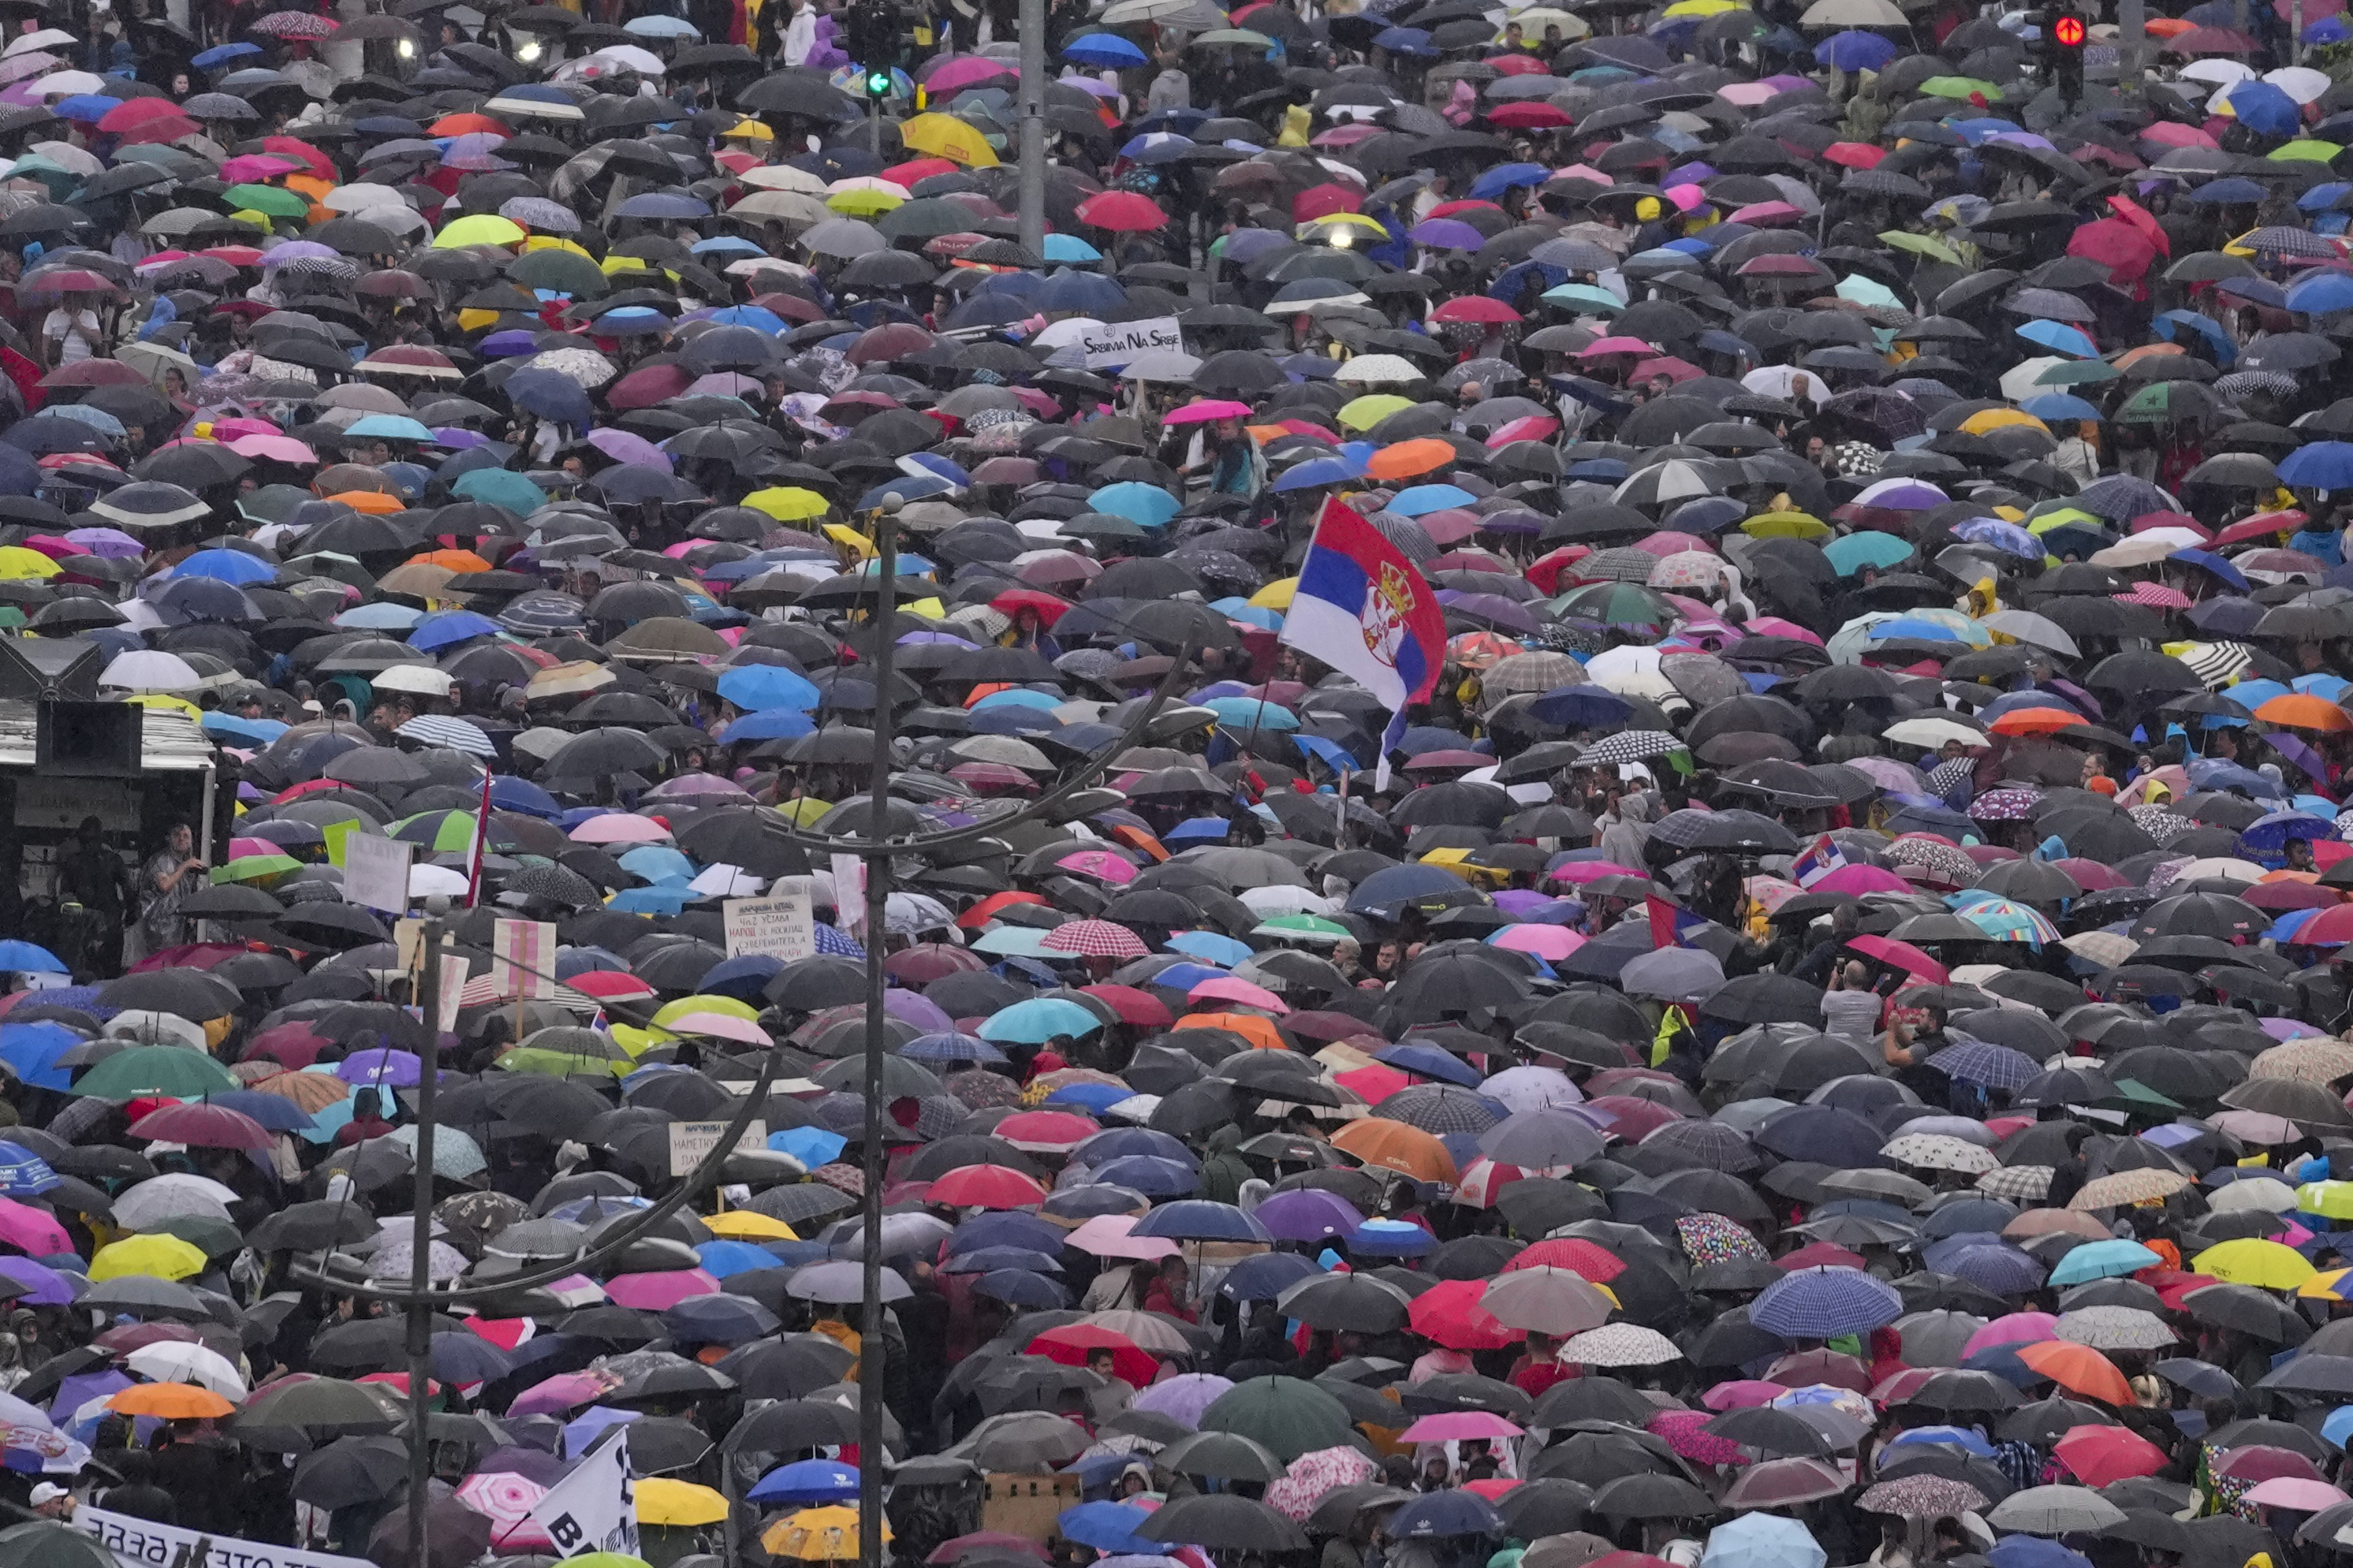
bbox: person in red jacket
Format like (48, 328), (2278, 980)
(1140, 1257), (1196, 1323)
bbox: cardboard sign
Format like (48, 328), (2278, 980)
(1081, 315), (1182, 368)
(492, 918), (557, 1000)
(76, 1505), (375, 1568)
(668, 1118), (768, 1177)
(343, 832), (413, 916)
(722, 892), (816, 962)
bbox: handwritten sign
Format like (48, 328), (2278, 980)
(669, 1119), (768, 1177)
(492, 918), (557, 1000)
(830, 853), (867, 942)
(722, 892), (816, 961)
(1081, 315), (1181, 368)
(343, 832), (413, 916)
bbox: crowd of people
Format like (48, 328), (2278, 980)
(0, 6), (2348, 1568)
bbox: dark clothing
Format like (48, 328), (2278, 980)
(58, 841), (131, 918)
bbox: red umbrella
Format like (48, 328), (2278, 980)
(244, 1022), (331, 1069)
(994, 1111), (1100, 1153)
(606, 366), (701, 414)
(2066, 218), (2158, 288)
(2106, 192), (2172, 259)
(1027, 1324), (1158, 1386)
(990, 587), (1072, 626)
(1846, 933), (1948, 984)
(129, 1103), (271, 1150)
(1078, 985), (1172, 1027)
(1074, 191), (1167, 232)
(1292, 183), (1360, 222)
(1430, 296), (1522, 324)
(886, 944), (989, 985)
(925, 1164), (1049, 1209)
(1502, 1237), (1625, 1282)
(1406, 1278), (1520, 1350)
(2054, 1425), (2168, 1487)
(1488, 102), (1572, 128)
(1779, 1241), (1869, 1271)
(1824, 141), (1884, 168)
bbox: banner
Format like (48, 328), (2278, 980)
(1080, 315), (1180, 368)
(76, 1505), (375, 1568)
(528, 1427), (638, 1559)
(491, 918), (557, 1000)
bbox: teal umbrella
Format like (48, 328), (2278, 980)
(1823, 532), (1915, 577)
(978, 997), (1105, 1042)
(1088, 481), (1180, 527)
(450, 468), (548, 512)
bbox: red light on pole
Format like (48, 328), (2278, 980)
(2053, 15), (2086, 44)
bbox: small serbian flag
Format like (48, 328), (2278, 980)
(1278, 497), (1446, 788)
(1647, 895), (1707, 949)
(1792, 833), (1849, 888)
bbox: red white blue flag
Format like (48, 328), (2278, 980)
(1278, 497), (1446, 788)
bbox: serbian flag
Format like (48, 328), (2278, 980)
(1277, 497), (1445, 789)
(1646, 895), (1707, 949)
(1791, 833), (1848, 888)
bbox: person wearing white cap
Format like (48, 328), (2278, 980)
(29, 1483), (72, 1520)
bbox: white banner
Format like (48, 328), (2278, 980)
(492, 918), (557, 1000)
(528, 1428), (638, 1559)
(830, 854), (866, 942)
(343, 832), (413, 916)
(76, 1505), (375, 1568)
(1081, 314), (1181, 368)
(669, 1118), (768, 1176)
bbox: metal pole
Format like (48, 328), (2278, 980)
(2119, 0), (2146, 94)
(857, 493), (903, 1568)
(407, 916), (444, 1568)
(2293, 0), (2305, 63)
(1018, 0), (1046, 257)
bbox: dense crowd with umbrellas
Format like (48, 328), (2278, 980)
(22, 3), (2353, 1568)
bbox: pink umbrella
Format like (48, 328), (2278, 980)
(686, 372), (765, 399)
(457, 1471), (554, 1548)
(665, 1011), (771, 1047)
(1399, 1411), (1523, 1443)
(1962, 1312), (2059, 1358)
(923, 55), (1015, 93)
(1188, 976), (1287, 1013)
(1064, 1214), (1177, 1261)
(505, 1370), (621, 1417)
(1809, 864), (1914, 895)
(1163, 400), (1254, 426)
(1490, 926), (1584, 961)
(569, 814), (671, 844)
(218, 153), (304, 183)
(1743, 616), (1823, 645)
(1701, 1380), (1789, 1411)
(2245, 1478), (2350, 1512)
(0, 1198), (70, 1256)
(19, 535), (84, 558)
(1053, 849), (1135, 884)
(602, 1268), (721, 1310)
(1549, 860), (1646, 885)
(226, 434), (318, 464)
(586, 428), (672, 471)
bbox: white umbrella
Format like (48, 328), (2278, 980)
(125, 1343), (248, 1400)
(2265, 64), (2331, 102)
(99, 649), (201, 693)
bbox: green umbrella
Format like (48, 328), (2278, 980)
(506, 248), (610, 297)
(75, 1046), (240, 1101)
(1542, 284), (1624, 314)
(2271, 140), (2342, 162)
(222, 183), (311, 218)
(498, 1048), (629, 1078)
(452, 469), (548, 513)
(1199, 1375), (1356, 1462)
(214, 852), (302, 884)
(391, 808), (479, 854)
(1253, 914), (1352, 944)
(1919, 76), (2001, 99)
(2036, 359), (2122, 385)
(1878, 230), (1962, 265)
(1550, 581), (1677, 630)
(1823, 531), (1915, 577)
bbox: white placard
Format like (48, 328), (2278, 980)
(527, 1428), (638, 1559)
(492, 918), (557, 1000)
(723, 892), (816, 961)
(343, 832), (413, 916)
(438, 952), (468, 1034)
(77, 1505), (375, 1568)
(668, 1118), (768, 1176)
(1081, 314), (1182, 368)
(831, 853), (867, 941)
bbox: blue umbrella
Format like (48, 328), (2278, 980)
(1060, 1503), (1158, 1554)
(716, 665), (820, 712)
(1750, 1265), (1903, 1339)
(488, 776), (561, 818)
(192, 40), (262, 66)
(2288, 272), (2353, 315)
(2224, 80), (2300, 137)
(770, 1127), (848, 1168)
(1933, 1041), (2042, 1090)
(1531, 685), (1634, 727)
(1885, 1425), (1997, 1458)
(206, 1091), (315, 1133)
(0, 941), (65, 975)
(171, 549), (277, 585)
(1133, 1201), (1272, 1243)
(2191, 177), (2269, 204)
(2021, 393), (2101, 423)
(1348, 1220), (1436, 1257)
(408, 610), (502, 650)
(2047, 1238), (2161, 1285)
(1042, 233), (1102, 263)
(1089, 481), (1181, 527)
(1387, 483), (1477, 516)
(1390, 1492), (1505, 1539)
(2281, 441), (2353, 489)
(1989, 1539), (2091, 1568)
(1468, 162), (1550, 201)
(1065, 32), (1147, 64)
(2153, 310), (2235, 363)
(695, 1240), (784, 1278)
(722, 708), (816, 741)
(979, 996), (1105, 1043)
(1702, 1514), (1826, 1568)
(903, 1031), (1006, 1065)
(0, 1143), (56, 1197)
(1090, 1156), (1199, 1197)
(1221, 1252), (1322, 1301)
(2016, 320), (2099, 358)
(1166, 933), (1251, 966)
(1814, 30), (1897, 67)
(948, 1212), (1065, 1256)
(751, 1459), (861, 1505)
(1372, 24), (1436, 51)
(1273, 457), (1367, 493)
(1930, 1240), (2046, 1296)
(975, 1268), (1068, 1309)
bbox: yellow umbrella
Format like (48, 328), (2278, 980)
(900, 112), (1001, 167)
(1337, 393), (1415, 432)
(1742, 511), (1831, 539)
(0, 547), (59, 579)
(432, 213), (525, 249)
(2301, 1266), (2353, 1302)
(637, 1479), (729, 1528)
(2271, 140), (2343, 162)
(2191, 1237), (2315, 1289)
(1661, 0), (1742, 14)
(1960, 408), (2051, 436)
(91, 1234), (208, 1282)
(1296, 213), (1389, 240)
(763, 1507), (888, 1562)
(1250, 577), (1298, 610)
(1879, 230), (1963, 265)
(122, 695), (203, 722)
(826, 183), (907, 217)
(774, 798), (833, 826)
(744, 486), (830, 523)
(2027, 507), (2102, 535)
(2299, 1180), (2353, 1220)
(521, 235), (595, 258)
(703, 1210), (800, 1241)
(822, 523), (875, 558)
(603, 254), (658, 278)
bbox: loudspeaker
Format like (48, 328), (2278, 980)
(0, 639), (99, 701)
(36, 701), (141, 777)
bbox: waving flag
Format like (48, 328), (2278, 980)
(1279, 497), (1446, 788)
(1792, 833), (1849, 888)
(1646, 895), (1707, 950)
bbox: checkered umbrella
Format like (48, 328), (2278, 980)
(1977, 1164), (2056, 1201)
(813, 924), (866, 959)
(1930, 1041), (2042, 1091)
(1751, 1265), (1904, 1341)
(1931, 1242), (2045, 1298)
(1579, 547), (1661, 583)
(251, 9), (337, 35)
(2118, 582), (2193, 610)
(1039, 919), (1147, 959)
(1374, 1084), (1506, 1134)
(1643, 1118), (1761, 1174)
(1578, 730), (1687, 766)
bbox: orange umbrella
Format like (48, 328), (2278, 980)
(1988, 706), (2088, 736)
(1363, 438), (1456, 481)
(1173, 1011), (1285, 1052)
(2255, 694), (2353, 733)
(408, 548), (492, 574)
(110, 1381), (236, 1419)
(1333, 1119), (1459, 1184)
(2014, 1340), (2133, 1405)
(325, 489), (406, 514)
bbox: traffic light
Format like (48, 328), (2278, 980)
(2047, 9), (2086, 102)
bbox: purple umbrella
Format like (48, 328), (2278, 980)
(1130, 1372), (1232, 1429)
(1254, 1188), (1365, 1243)
(0, 1257), (74, 1305)
(1409, 218), (1484, 251)
(586, 428), (673, 471)
(883, 988), (953, 1033)
(49, 1369), (129, 1425)
(338, 1048), (423, 1086)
